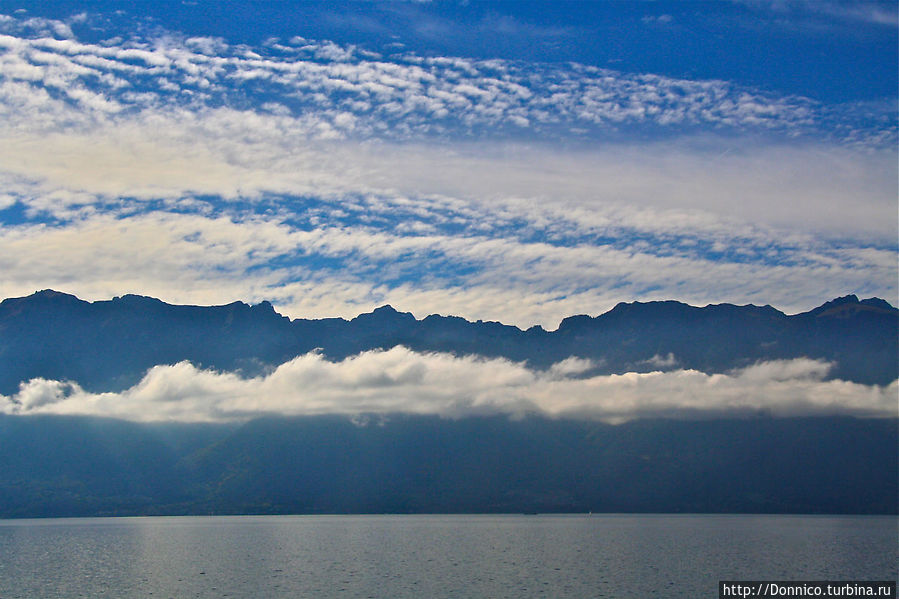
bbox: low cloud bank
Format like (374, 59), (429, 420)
(1, 348), (895, 423)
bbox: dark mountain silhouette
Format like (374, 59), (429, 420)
(0, 290), (895, 394)
(1, 290), (895, 518)
(0, 414), (895, 517)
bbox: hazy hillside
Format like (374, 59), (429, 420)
(0, 414), (895, 517)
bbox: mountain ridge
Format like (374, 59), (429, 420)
(0, 290), (896, 518)
(0, 290), (895, 395)
(6, 288), (896, 329)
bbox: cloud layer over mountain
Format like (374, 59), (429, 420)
(2, 349), (894, 423)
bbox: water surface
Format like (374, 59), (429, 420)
(0, 514), (895, 598)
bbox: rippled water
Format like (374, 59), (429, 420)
(0, 514), (895, 598)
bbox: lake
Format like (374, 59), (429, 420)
(0, 514), (895, 598)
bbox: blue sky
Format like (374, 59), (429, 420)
(0, 0), (896, 328)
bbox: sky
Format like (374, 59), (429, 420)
(0, 0), (896, 329)
(0, 1), (896, 422)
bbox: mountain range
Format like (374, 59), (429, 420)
(1, 290), (896, 395)
(0, 290), (895, 517)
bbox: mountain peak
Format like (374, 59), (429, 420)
(860, 297), (897, 312)
(352, 304), (417, 325)
(556, 314), (594, 332)
(32, 289), (82, 301)
(824, 294), (860, 307)
(803, 295), (860, 316)
(254, 300), (276, 313)
(373, 304), (399, 314)
(4, 289), (85, 307)
(113, 294), (165, 306)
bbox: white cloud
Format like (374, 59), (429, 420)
(1, 111), (895, 245)
(0, 211), (300, 308)
(0, 15), (883, 143)
(332, 140), (898, 240)
(0, 205), (893, 328)
(643, 14), (675, 25)
(741, 0), (899, 28)
(1, 350), (894, 423)
(0, 79), (893, 240)
(641, 353), (679, 368)
(0, 14), (892, 244)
